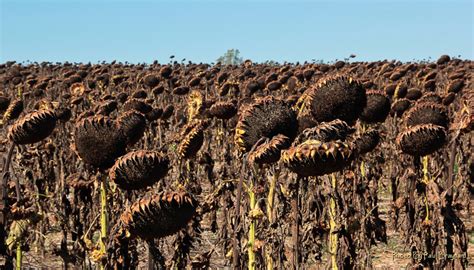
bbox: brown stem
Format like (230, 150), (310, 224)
(447, 139), (457, 200)
(148, 241), (155, 270)
(232, 138), (266, 268)
(232, 157), (247, 268)
(291, 176), (301, 270)
(1, 143), (15, 255)
(14, 177), (20, 203)
(147, 240), (165, 270)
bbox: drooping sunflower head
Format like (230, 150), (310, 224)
(123, 98), (152, 114)
(294, 90), (319, 132)
(281, 139), (354, 177)
(360, 90), (391, 124)
(177, 120), (208, 159)
(396, 124), (446, 156)
(293, 119), (354, 145)
(209, 101), (238, 120)
(353, 129), (380, 156)
(142, 74), (160, 88)
(404, 102), (449, 128)
(0, 95), (11, 112)
(121, 191), (197, 240)
(235, 96), (298, 152)
(69, 82), (85, 97)
(8, 109), (57, 145)
(117, 110), (147, 146)
(2, 99), (23, 123)
(161, 105), (174, 120)
(248, 134), (291, 165)
(187, 90), (204, 121)
(390, 98), (412, 117)
(109, 150), (170, 190)
(298, 76), (367, 125)
(73, 116), (127, 169)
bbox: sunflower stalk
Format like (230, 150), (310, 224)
(329, 173), (338, 270)
(233, 140), (265, 269)
(265, 167), (279, 270)
(247, 178), (256, 270)
(360, 161), (366, 178)
(232, 157), (248, 268)
(99, 174), (108, 270)
(267, 168), (278, 223)
(422, 156), (430, 222)
(290, 175), (301, 269)
(1, 143), (15, 258)
(15, 243), (21, 270)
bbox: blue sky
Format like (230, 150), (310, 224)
(1, 0), (472, 63)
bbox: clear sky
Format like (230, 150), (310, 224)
(1, 0), (472, 64)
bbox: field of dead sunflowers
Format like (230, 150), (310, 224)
(0, 56), (472, 269)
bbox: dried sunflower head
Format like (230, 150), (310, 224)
(267, 81), (282, 91)
(437, 55), (450, 65)
(142, 74), (160, 88)
(218, 81), (238, 96)
(447, 79), (464, 93)
(353, 129), (380, 155)
(248, 134), (291, 165)
(187, 90), (204, 120)
(404, 102), (449, 128)
(177, 120), (207, 159)
(451, 90), (473, 133)
(95, 100), (118, 116)
(111, 74), (128, 85)
(2, 99), (23, 123)
(55, 107), (72, 123)
(396, 124), (446, 156)
(0, 95), (11, 112)
(8, 109), (57, 145)
(109, 150), (170, 190)
(293, 119), (354, 145)
(159, 66), (173, 78)
(173, 86), (190, 96)
(443, 92), (456, 106)
(405, 88), (422, 101)
(244, 80), (262, 96)
(69, 82), (85, 97)
(298, 76), (366, 125)
(188, 76), (201, 87)
(145, 107), (163, 122)
(74, 116), (127, 169)
(132, 89), (147, 99)
(360, 90), (391, 123)
(390, 98), (411, 117)
(235, 96), (298, 152)
(161, 105), (174, 120)
(281, 139), (354, 177)
(209, 101), (237, 119)
(294, 90), (319, 132)
(121, 191), (197, 239)
(123, 98), (152, 114)
(418, 93), (442, 104)
(117, 110), (146, 146)
(394, 83), (408, 98)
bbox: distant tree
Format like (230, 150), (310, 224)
(262, 60), (279, 66)
(216, 49), (243, 65)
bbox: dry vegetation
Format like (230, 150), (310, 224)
(0, 56), (472, 269)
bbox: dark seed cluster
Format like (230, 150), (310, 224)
(235, 96), (298, 152)
(8, 109), (57, 145)
(109, 150), (170, 190)
(121, 191), (197, 239)
(74, 116), (127, 169)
